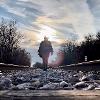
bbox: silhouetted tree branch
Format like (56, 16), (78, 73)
(0, 18), (31, 66)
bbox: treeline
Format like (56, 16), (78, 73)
(60, 32), (100, 65)
(0, 19), (31, 66)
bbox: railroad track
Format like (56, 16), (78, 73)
(60, 59), (100, 71)
(0, 59), (100, 72)
(0, 63), (30, 71)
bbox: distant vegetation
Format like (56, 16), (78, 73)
(0, 18), (31, 66)
(60, 32), (100, 66)
(34, 32), (100, 67)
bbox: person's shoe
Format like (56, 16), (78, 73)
(43, 67), (47, 71)
(43, 64), (47, 71)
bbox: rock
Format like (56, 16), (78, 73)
(80, 75), (90, 81)
(94, 83), (100, 87)
(16, 83), (31, 90)
(94, 84), (100, 90)
(68, 76), (80, 84)
(29, 79), (44, 89)
(11, 86), (20, 90)
(89, 74), (99, 80)
(64, 86), (74, 90)
(84, 84), (95, 90)
(32, 75), (40, 78)
(37, 83), (44, 88)
(11, 83), (36, 90)
(0, 78), (12, 90)
(0, 68), (99, 90)
(28, 87), (36, 90)
(87, 84), (95, 90)
(32, 80), (41, 87)
(60, 81), (68, 88)
(0, 83), (5, 90)
(49, 78), (62, 83)
(74, 82), (88, 89)
(31, 78), (40, 82)
(95, 87), (100, 90)
(40, 82), (59, 90)
(81, 74), (99, 81)
(12, 76), (24, 85)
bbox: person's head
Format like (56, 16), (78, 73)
(44, 36), (48, 41)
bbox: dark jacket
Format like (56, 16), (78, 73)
(38, 40), (53, 57)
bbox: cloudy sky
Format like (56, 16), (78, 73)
(0, 0), (100, 65)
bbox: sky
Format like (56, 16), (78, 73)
(0, 0), (100, 65)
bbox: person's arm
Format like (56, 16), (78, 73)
(38, 41), (43, 57)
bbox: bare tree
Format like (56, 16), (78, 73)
(0, 18), (31, 66)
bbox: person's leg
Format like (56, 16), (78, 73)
(42, 53), (50, 71)
(42, 55), (47, 71)
(45, 52), (50, 68)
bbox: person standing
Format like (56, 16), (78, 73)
(38, 36), (53, 71)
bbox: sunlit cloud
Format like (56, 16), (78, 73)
(36, 16), (53, 24)
(37, 25), (56, 41)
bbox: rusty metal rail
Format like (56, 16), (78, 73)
(0, 59), (100, 72)
(0, 63), (30, 71)
(60, 59), (100, 71)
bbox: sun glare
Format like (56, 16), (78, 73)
(38, 25), (57, 42)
